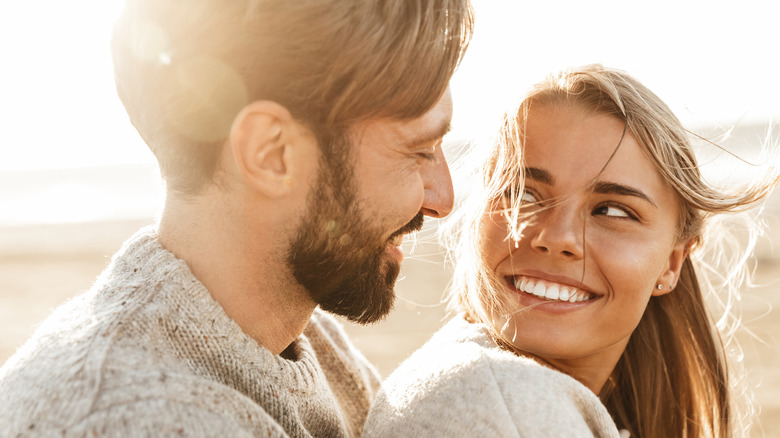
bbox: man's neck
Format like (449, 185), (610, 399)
(157, 190), (316, 355)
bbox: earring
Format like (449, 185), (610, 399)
(656, 284), (663, 290)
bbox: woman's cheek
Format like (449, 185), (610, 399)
(479, 214), (512, 268)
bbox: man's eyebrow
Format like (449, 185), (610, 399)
(592, 181), (657, 207)
(404, 122), (452, 149)
(523, 167), (554, 185)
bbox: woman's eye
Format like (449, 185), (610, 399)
(520, 191), (538, 203)
(593, 204), (633, 219)
(503, 188), (538, 203)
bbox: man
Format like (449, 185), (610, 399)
(0, 0), (473, 436)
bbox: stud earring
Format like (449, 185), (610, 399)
(656, 284), (663, 290)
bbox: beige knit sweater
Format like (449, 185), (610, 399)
(363, 316), (624, 437)
(0, 227), (380, 437)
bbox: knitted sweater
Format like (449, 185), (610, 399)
(363, 316), (623, 438)
(0, 227), (380, 437)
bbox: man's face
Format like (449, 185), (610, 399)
(289, 89), (455, 324)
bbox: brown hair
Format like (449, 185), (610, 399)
(444, 65), (779, 437)
(112, 0), (473, 193)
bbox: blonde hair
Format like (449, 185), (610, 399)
(443, 64), (778, 437)
(112, 0), (473, 193)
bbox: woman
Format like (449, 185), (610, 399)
(363, 65), (777, 437)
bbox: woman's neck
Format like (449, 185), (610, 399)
(495, 333), (628, 395)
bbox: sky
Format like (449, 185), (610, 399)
(451, 1), (780, 138)
(0, 0), (142, 171)
(1, 0), (778, 172)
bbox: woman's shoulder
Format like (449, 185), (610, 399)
(382, 315), (566, 389)
(363, 316), (620, 437)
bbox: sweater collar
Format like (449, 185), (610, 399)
(108, 225), (326, 390)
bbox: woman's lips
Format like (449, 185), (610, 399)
(509, 275), (597, 303)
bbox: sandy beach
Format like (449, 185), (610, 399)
(1, 215), (779, 436)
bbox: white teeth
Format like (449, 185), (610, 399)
(546, 284), (560, 300)
(512, 276), (593, 303)
(531, 282), (546, 298)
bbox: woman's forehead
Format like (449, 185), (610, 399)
(519, 105), (678, 205)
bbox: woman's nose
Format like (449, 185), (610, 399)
(528, 204), (584, 259)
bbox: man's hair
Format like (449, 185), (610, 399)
(112, 0), (474, 193)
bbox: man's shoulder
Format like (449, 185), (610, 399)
(2, 393), (285, 437)
(0, 254), (233, 436)
(0, 300), (280, 437)
(0, 288), (193, 432)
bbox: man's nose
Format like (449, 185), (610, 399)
(419, 145), (454, 218)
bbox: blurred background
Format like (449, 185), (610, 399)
(1, 0), (779, 435)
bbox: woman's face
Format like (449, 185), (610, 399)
(481, 103), (688, 374)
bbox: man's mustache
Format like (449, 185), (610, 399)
(388, 212), (425, 241)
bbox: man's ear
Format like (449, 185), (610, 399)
(229, 100), (298, 197)
(653, 239), (692, 296)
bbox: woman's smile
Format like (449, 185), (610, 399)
(508, 275), (597, 303)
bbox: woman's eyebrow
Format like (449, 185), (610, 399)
(523, 167), (554, 184)
(524, 167), (656, 207)
(592, 181), (657, 207)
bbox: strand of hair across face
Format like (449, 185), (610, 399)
(577, 119), (629, 287)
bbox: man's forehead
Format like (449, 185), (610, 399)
(346, 90), (453, 146)
(378, 94), (454, 146)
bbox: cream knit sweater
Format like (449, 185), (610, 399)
(363, 316), (624, 438)
(0, 227), (380, 437)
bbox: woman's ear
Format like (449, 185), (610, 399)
(654, 239), (692, 296)
(228, 100), (299, 198)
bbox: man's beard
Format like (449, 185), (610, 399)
(288, 140), (424, 324)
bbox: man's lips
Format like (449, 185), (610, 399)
(384, 213), (425, 262)
(390, 234), (404, 246)
(507, 275), (598, 303)
(388, 212), (424, 245)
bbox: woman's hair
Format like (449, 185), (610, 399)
(443, 64), (778, 437)
(112, 0), (474, 194)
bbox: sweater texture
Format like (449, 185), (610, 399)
(0, 227), (380, 437)
(363, 316), (624, 438)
